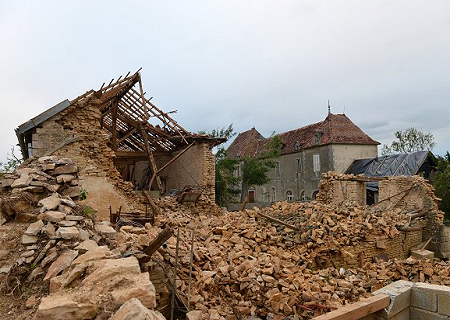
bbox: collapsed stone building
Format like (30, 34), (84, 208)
(0, 73), (449, 319)
(15, 70), (223, 219)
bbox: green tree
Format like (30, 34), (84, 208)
(0, 146), (22, 176)
(382, 127), (435, 155)
(239, 134), (281, 203)
(433, 152), (450, 221)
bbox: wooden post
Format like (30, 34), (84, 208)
(143, 190), (162, 217)
(140, 125), (163, 192)
(111, 99), (118, 151)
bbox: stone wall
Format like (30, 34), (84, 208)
(316, 173), (447, 266)
(28, 98), (139, 218)
(321, 229), (423, 269)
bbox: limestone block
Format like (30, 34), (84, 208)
(2, 179), (15, 187)
(56, 226), (80, 240)
(57, 220), (77, 227)
(22, 234), (38, 245)
(37, 295), (97, 320)
(52, 164), (78, 176)
(11, 173), (33, 188)
(56, 174), (76, 184)
(38, 194), (61, 211)
(60, 198), (76, 208)
(40, 211), (66, 222)
(25, 220), (45, 236)
(75, 239), (99, 253)
(71, 246), (113, 266)
(61, 186), (81, 198)
(109, 298), (165, 320)
(43, 223), (56, 237)
(109, 272), (157, 308)
(44, 250), (79, 282)
(411, 249), (434, 260)
(186, 310), (203, 320)
(95, 223), (117, 239)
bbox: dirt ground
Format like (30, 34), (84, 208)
(0, 223), (41, 320)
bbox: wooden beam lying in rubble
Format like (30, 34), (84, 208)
(312, 294), (390, 320)
(140, 226), (174, 263)
(255, 211), (300, 231)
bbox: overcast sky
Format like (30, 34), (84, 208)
(1, 0), (449, 163)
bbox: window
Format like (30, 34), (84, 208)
(286, 190), (294, 202)
(296, 158), (301, 173)
(275, 162), (281, 178)
(313, 154), (320, 173)
(271, 187), (276, 202)
(294, 141), (301, 151)
(235, 164), (241, 177)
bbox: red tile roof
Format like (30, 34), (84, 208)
(227, 114), (379, 158)
(227, 127), (265, 158)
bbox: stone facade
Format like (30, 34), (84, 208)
(253, 144), (377, 204)
(228, 114), (379, 205)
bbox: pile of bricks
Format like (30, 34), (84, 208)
(142, 186), (448, 319)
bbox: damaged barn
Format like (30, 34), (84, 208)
(15, 70), (224, 219)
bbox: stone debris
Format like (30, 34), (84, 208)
(0, 156), (164, 320)
(1, 157), (449, 320)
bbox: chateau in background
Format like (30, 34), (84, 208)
(227, 112), (379, 203)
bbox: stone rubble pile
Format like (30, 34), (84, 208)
(131, 193), (449, 320)
(1, 157), (449, 320)
(0, 157), (166, 320)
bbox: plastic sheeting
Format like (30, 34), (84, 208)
(345, 151), (430, 177)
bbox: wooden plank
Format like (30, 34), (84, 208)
(143, 190), (162, 217)
(312, 294), (390, 320)
(255, 211), (300, 231)
(141, 226), (173, 260)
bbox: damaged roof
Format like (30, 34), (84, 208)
(345, 151), (435, 177)
(16, 70), (223, 157)
(227, 113), (379, 158)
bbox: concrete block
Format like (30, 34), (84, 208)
(373, 280), (412, 318)
(411, 249), (434, 260)
(388, 307), (409, 320)
(410, 307), (449, 320)
(437, 288), (450, 316)
(411, 283), (440, 312)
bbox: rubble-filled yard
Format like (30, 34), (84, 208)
(1, 157), (449, 320)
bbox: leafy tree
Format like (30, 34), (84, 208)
(382, 127), (435, 155)
(239, 134), (281, 202)
(433, 152), (450, 221)
(0, 146), (22, 176)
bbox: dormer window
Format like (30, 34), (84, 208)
(294, 141), (301, 150)
(313, 131), (323, 145)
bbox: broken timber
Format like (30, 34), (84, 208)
(140, 226), (174, 263)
